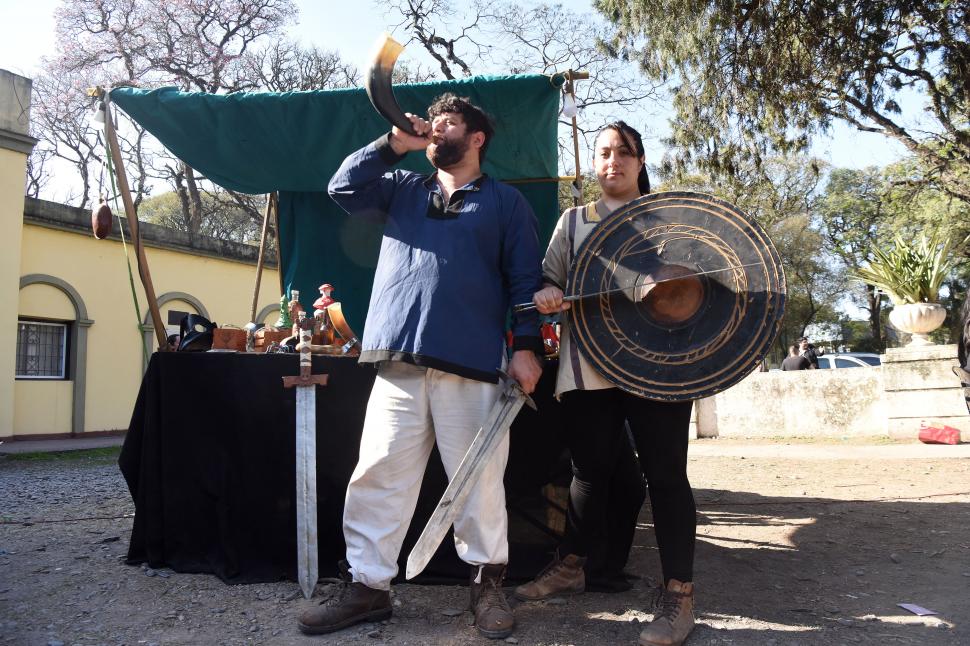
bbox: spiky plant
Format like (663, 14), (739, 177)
(853, 231), (955, 305)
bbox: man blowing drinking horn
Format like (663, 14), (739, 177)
(296, 93), (544, 639)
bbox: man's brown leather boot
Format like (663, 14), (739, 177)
(297, 566), (391, 635)
(469, 564), (515, 639)
(513, 552), (586, 601)
(638, 579), (694, 646)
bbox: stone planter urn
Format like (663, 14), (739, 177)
(888, 302), (947, 347)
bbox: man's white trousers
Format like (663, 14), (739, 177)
(343, 361), (509, 590)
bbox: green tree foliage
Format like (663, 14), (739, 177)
(817, 167), (891, 344)
(138, 190), (263, 242)
(818, 162), (970, 346)
(596, 0), (970, 203)
(34, 0), (356, 240)
(658, 155), (844, 363)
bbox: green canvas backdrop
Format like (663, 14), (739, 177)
(111, 75), (563, 332)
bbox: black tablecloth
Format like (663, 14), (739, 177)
(119, 352), (573, 585)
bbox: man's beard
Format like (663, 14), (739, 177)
(427, 135), (470, 169)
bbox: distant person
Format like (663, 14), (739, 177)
(782, 344), (812, 371)
(798, 337), (822, 369)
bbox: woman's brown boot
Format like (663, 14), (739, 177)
(513, 552), (586, 601)
(638, 579), (694, 646)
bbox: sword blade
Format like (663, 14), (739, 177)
(405, 383), (527, 579)
(295, 385), (319, 600)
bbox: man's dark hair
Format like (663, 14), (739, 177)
(599, 120), (650, 194)
(427, 93), (494, 161)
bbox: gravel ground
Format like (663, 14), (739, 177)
(1, 441), (968, 646)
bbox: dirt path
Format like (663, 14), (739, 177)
(1, 440), (967, 645)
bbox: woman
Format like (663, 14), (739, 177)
(513, 122), (697, 646)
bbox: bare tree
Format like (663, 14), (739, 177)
(29, 71), (106, 208)
(481, 2), (662, 173)
(39, 0), (365, 242)
(382, 1), (663, 176)
(240, 40), (360, 91)
(385, 0), (485, 80)
(55, 0), (298, 92)
(25, 135), (54, 199)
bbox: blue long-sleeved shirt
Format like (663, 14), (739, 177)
(328, 134), (543, 383)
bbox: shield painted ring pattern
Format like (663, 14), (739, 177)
(568, 192), (786, 401)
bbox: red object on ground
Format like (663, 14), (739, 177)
(918, 422), (962, 445)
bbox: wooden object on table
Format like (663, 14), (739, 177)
(254, 328), (290, 352)
(212, 327), (247, 352)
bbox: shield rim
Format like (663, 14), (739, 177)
(567, 191), (787, 401)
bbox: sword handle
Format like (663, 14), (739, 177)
(512, 294), (577, 314)
(298, 312), (311, 376)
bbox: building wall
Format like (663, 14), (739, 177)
(9, 218), (281, 438)
(0, 150), (30, 437)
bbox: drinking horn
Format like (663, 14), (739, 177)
(365, 33), (417, 135)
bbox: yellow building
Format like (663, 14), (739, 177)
(1, 70), (282, 440)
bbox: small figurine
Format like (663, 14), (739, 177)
(288, 289), (304, 338)
(313, 284), (335, 311)
(313, 284), (336, 345)
(275, 293), (292, 329)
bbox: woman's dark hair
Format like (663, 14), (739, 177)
(598, 120), (650, 194)
(427, 93), (495, 161)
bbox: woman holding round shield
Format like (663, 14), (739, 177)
(514, 121), (697, 646)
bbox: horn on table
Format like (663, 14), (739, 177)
(365, 33), (418, 136)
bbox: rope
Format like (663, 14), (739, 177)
(102, 105), (150, 366)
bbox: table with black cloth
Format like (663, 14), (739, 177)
(120, 352), (644, 587)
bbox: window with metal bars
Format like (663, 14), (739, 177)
(15, 320), (68, 379)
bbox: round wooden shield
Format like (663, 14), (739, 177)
(569, 192), (786, 401)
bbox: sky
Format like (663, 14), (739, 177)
(0, 0), (910, 176)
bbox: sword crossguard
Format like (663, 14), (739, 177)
(496, 368), (538, 411)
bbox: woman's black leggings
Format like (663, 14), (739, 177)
(558, 387), (695, 584)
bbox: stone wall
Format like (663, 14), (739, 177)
(695, 344), (969, 438)
(882, 345), (970, 438)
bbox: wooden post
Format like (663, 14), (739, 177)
(272, 192), (285, 297)
(250, 192), (277, 323)
(102, 91), (168, 350)
(566, 70), (588, 207)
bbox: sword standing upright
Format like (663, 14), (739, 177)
(405, 372), (536, 580)
(282, 313), (329, 599)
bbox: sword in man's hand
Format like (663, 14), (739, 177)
(282, 312), (329, 599)
(405, 371), (536, 580)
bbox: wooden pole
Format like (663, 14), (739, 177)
(102, 91), (168, 350)
(566, 70), (587, 207)
(250, 192), (277, 323)
(273, 192), (285, 297)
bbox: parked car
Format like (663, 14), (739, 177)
(816, 352), (881, 369)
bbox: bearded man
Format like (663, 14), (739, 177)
(298, 94), (543, 639)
